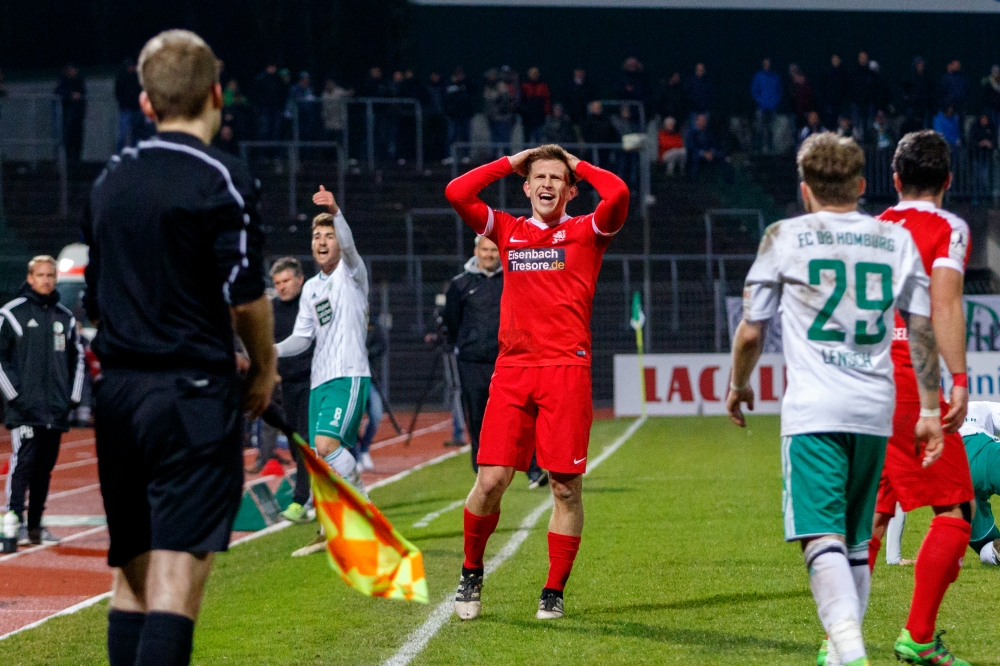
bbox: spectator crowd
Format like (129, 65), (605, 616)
(18, 51), (1000, 188)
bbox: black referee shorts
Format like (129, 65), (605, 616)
(95, 368), (244, 568)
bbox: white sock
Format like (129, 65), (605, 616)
(324, 447), (357, 478)
(885, 503), (906, 564)
(850, 562), (871, 620)
(980, 541), (999, 565)
(804, 538), (866, 664)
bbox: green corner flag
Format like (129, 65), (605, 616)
(630, 292), (646, 416)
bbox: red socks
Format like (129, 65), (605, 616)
(545, 532), (581, 592)
(868, 535), (882, 574)
(906, 515), (971, 643)
(462, 508), (500, 570)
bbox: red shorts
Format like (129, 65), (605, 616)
(875, 399), (974, 515)
(477, 365), (593, 475)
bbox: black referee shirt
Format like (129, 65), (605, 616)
(83, 131), (266, 374)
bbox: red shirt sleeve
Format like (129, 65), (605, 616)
(445, 157), (513, 236)
(576, 161), (629, 236)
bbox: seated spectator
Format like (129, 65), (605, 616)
(933, 105), (961, 146)
(836, 115), (862, 142)
(686, 113), (732, 183)
(798, 111), (827, 144)
(657, 116), (686, 176)
(872, 109), (895, 150)
(542, 103), (576, 144)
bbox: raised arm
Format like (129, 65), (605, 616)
(571, 158), (630, 235)
(445, 157), (514, 235)
(312, 185), (368, 295)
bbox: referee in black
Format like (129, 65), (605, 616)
(83, 31), (275, 666)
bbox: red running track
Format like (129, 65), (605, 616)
(0, 412), (462, 636)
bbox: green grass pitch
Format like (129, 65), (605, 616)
(3, 416), (999, 664)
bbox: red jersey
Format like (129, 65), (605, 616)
(878, 200), (971, 403)
(445, 158), (629, 367)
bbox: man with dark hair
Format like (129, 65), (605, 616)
(85, 29), (275, 666)
(868, 130), (973, 666)
(446, 143), (628, 621)
(729, 132), (939, 666)
(261, 258), (314, 523)
(0, 256), (85, 547)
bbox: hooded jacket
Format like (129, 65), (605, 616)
(0, 283), (85, 430)
(443, 256), (502, 364)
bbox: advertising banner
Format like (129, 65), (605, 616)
(412, 0), (1000, 13)
(614, 352), (1000, 416)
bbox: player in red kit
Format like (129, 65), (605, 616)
(444, 144), (629, 620)
(869, 131), (973, 666)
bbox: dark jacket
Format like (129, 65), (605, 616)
(444, 79), (474, 121)
(83, 131), (266, 374)
(273, 293), (313, 384)
(0, 283), (84, 431)
(443, 257), (502, 364)
(686, 75), (713, 114)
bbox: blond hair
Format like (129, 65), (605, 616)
(27, 255), (56, 275)
(138, 30), (219, 121)
(524, 144), (577, 185)
(797, 132), (865, 206)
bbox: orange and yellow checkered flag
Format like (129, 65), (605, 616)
(295, 437), (428, 602)
(261, 405), (427, 603)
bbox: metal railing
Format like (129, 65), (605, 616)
(289, 97), (424, 173)
(238, 141), (345, 220)
(276, 252), (756, 351)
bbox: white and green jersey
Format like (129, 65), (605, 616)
(960, 401), (1000, 440)
(277, 210), (370, 388)
(744, 210), (930, 437)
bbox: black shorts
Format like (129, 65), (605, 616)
(95, 368), (243, 568)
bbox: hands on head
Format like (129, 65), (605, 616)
(508, 147), (581, 177)
(312, 184), (339, 214)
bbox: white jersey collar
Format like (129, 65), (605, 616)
(528, 213), (572, 230)
(893, 199), (939, 212)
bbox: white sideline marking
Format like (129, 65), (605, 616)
(0, 442), (473, 640)
(370, 420), (452, 451)
(0, 457), (96, 480)
(412, 499), (465, 529)
(0, 592), (111, 641)
(0, 525), (108, 564)
(383, 416), (647, 666)
(0, 438), (95, 463)
(47, 483), (101, 500)
(41, 515), (106, 527)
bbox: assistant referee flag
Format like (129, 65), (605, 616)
(262, 406), (427, 602)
